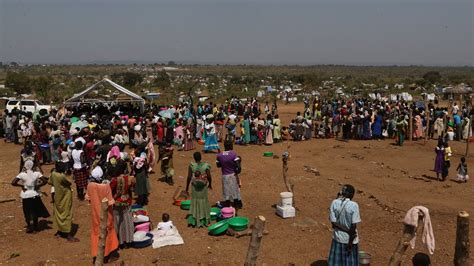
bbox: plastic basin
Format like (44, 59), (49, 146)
(228, 216), (249, 231)
(263, 152), (273, 157)
(180, 200), (191, 210)
(132, 233), (153, 248)
(187, 215), (196, 225)
(210, 207), (221, 220)
(207, 220), (229, 235)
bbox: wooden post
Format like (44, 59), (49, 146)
(282, 152), (292, 193)
(409, 108), (413, 141)
(244, 216), (266, 266)
(95, 198), (109, 266)
(466, 115), (473, 157)
(454, 211), (470, 266)
(389, 216), (423, 266)
(425, 107), (430, 141)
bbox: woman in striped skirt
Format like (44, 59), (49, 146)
(71, 141), (88, 201)
(109, 163), (135, 249)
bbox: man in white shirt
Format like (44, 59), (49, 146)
(328, 184), (361, 265)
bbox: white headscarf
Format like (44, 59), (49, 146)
(89, 166), (104, 183)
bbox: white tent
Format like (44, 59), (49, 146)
(64, 78), (145, 112)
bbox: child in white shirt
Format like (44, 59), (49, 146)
(157, 213), (174, 234)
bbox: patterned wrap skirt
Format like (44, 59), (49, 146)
(73, 168), (89, 189)
(113, 205), (134, 245)
(221, 173), (241, 201)
(204, 134), (220, 151)
(328, 239), (359, 266)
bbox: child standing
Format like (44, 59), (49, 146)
(456, 157), (469, 182)
(160, 142), (175, 185)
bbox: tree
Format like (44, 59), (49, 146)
(5, 71), (32, 96)
(167, 61), (176, 66)
(33, 76), (54, 102)
(154, 70), (170, 88)
(423, 71), (441, 84)
(111, 72), (143, 87)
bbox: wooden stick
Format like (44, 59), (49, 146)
(425, 106), (430, 142)
(282, 152), (292, 193)
(0, 198), (16, 204)
(389, 215), (423, 266)
(95, 198), (109, 266)
(244, 216), (266, 266)
(454, 211), (470, 266)
(172, 186), (183, 200)
(465, 115), (473, 157)
(226, 227), (269, 238)
(409, 108), (413, 141)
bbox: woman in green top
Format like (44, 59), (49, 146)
(186, 152), (212, 227)
(49, 161), (79, 242)
(242, 115), (251, 145)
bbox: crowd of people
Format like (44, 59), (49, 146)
(3, 95), (470, 264)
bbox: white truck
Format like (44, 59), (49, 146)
(6, 99), (53, 113)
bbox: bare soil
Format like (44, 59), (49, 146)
(0, 103), (472, 265)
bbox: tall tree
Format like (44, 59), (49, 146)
(5, 72), (32, 96)
(33, 76), (54, 102)
(111, 72), (143, 87)
(423, 71), (441, 84)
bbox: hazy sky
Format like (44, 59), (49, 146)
(1, 0), (473, 65)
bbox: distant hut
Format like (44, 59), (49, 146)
(443, 84), (472, 101)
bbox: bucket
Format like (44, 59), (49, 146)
(280, 192), (293, 207)
(221, 207), (235, 218)
(359, 251), (371, 266)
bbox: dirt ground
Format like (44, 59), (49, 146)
(0, 103), (472, 265)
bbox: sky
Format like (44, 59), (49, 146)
(0, 0), (473, 66)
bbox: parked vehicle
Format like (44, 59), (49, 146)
(6, 99), (53, 113)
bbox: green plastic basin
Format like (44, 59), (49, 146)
(187, 215), (196, 225)
(210, 207), (221, 220)
(180, 200), (191, 210)
(207, 220), (229, 235)
(228, 216), (249, 231)
(263, 152), (273, 157)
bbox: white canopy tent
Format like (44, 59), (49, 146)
(63, 78), (145, 112)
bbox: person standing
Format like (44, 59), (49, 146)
(264, 114), (274, 145)
(203, 115), (220, 153)
(456, 157), (469, 183)
(49, 161), (79, 242)
(442, 141), (452, 181)
(434, 138), (445, 181)
(272, 114), (281, 143)
(413, 112), (423, 140)
(328, 184), (361, 266)
(11, 160), (50, 233)
(396, 116), (408, 146)
(186, 152), (212, 227)
(86, 166), (120, 264)
(160, 142), (175, 185)
(216, 141), (242, 208)
(71, 141), (88, 200)
(133, 152), (150, 206)
(109, 163), (135, 249)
